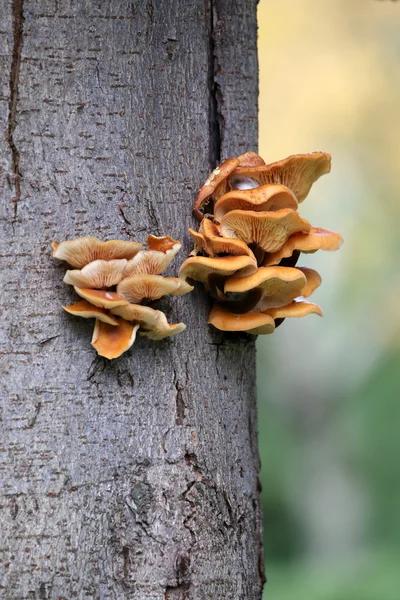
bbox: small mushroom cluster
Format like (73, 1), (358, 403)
(179, 151), (342, 334)
(52, 235), (193, 358)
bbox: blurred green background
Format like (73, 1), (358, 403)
(256, 1), (400, 598)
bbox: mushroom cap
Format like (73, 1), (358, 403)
(224, 266), (307, 310)
(63, 300), (119, 325)
(188, 227), (207, 256)
(91, 318), (139, 359)
(123, 240), (182, 277)
(52, 237), (142, 268)
(193, 157), (240, 221)
(168, 278), (195, 296)
(188, 219), (256, 259)
(214, 183), (298, 221)
(63, 259), (127, 288)
(179, 255), (258, 285)
(297, 267), (322, 298)
(208, 304), (275, 335)
(146, 234), (179, 253)
(220, 208), (311, 253)
(237, 152), (266, 167)
(117, 275), (192, 304)
(265, 301), (323, 319)
(74, 288), (128, 309)
(111, 302), (186, 340)
(229, 152), (331, 203)
(263, 227), (343, 266)
(110, 303), (161, 327)
(139, 311), (187, 340)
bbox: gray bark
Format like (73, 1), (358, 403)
(0, 1), (264, 599)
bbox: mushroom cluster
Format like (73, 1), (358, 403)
(179, 152), (342, 334)
(53, 235), (193, 358)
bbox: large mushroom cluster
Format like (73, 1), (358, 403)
(179, 152), (342, 334)
(52, 235), (193, 358)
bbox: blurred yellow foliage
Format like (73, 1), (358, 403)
(257, 1), (400, 597)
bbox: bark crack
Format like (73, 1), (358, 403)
(173, 362), (189, 426)
(208, 0), (222, 170)
(6, 0), (24, 219)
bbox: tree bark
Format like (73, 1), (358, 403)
(0, 1), (264, 598)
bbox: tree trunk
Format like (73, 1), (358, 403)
(0, 1), (264, 598)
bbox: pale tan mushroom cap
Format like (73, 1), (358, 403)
(220, 209), (311, 253)
(230, 152), (331, 203)
(110, 303), (160, 327)
(123, 242), (182, 277)
(117, 274), (191, 304)
(63, 259), (127, 288)
(188, 228), (207, 256)
(74, 288), (128, 309)
(237, 152), (266, 167)
(193, 158), (240, 221)
(63, 300), (119, 325)
(188, 220), (256, 259)
(297, 267), (322, 298)
(263, 226), (343, 266)
(208, 304), (275, 335)
(214, 184), (298, 221)
(225, 266), (307, 310)
(168, 278), (194, 296)
(179, 255), (257, 285)
(265, 301), (323, 319)
(52, 237), (142, 268)
(91, 318), (139, 359)
(140, 312), (187, 340)
(111, 303), (186, 340)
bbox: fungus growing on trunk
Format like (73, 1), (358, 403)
(213, 183), (298, 221)
(53, 234), (191, 358)
(63, 301), (120, 325)
(219, 208), (311, 253)
(91, 319), (140, 360)
(52, 236), (142, 267)
(63, 259), (127, 288)
(181, 151), (342, 333)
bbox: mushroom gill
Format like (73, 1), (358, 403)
(52, 236), (142, 268)
(63, 259), (127, 288)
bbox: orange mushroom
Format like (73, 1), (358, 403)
(214, 183), (298, 221)
(91, 318), (139, 359)
(74, 288), (128, 309)
(123, 236), (182, 277)
(139, 311), (187, 340)
(228, 152), (331, 203)
(110, 302), (161, 328)
(146, 234), (179, 253)
(52, 236), (142, 268)
(63, 300), (119, 325)
(188, 218), (256, 259)
(219, 208), (311, 253)
(297, 267), (322, 298)
(224, 266), (307, 311)
(117, 275), (193, 304)
(237, 152), (266, 168)
(179, 255), (258, 286)
(265, 301), (323, 320)
(208, 304), (275, 335)
(263, 227), (343, 266)
(193, 158), (240, 221)
(63, 259), (127, 288)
